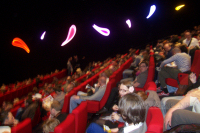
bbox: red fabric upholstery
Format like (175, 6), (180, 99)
(86, 79), (115, 113)
(53, 114), (75, 133)
(145, 82), (157, 91)
(11, 118), (32, 133)
(72, 101), (87, 133)
(61, 90), (76, 113)
(135, 66), (155, 92)
(165, 50), (200, 87)
(146, 107), (163, 133)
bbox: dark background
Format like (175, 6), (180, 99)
(0, 0), (199, 85)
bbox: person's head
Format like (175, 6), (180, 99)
(1, 112), (15, 125)
(184, 32), (191, 40)
(119, 81), (134, 97)
(43, 118), (60, 133)
(33, 87), (38, 94)
(65, 83), (74, 93)
(109, 65), (116, 73)
(139, 61), (148, 73)
(50, 101), (62, 117)
(54, 85), (62, 95)
(99, 72), (108, 79)
(163, 43), (172, 52)
(25, 98), (32, 107)
(68, 57), (72, 61)
(98, 76), (106, 86)
(118, 93), (146, 125)
(172, 47), (181, 55)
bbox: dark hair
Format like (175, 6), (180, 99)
(0, 111), (9, 124)
(26, 98), (33, 105)
(118, 93), (146, 124)
(139, 61), (148, 67)
(54, 85), (62, 92)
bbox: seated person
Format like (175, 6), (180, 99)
(49, 101), (68, 123)
(121, 61), (149, 88)
(96, 81), (134, 128)
(86, 93), (147, 133)
(64, 83), (74, 94)
(0, 111), (19, 127)
(19, 98), (38, 121)
(0, 101), (13, 114)
(53, 85), (65, 108)
(163, 88), (200, 131)
(69, 76), (107, 113)
(158, 47), (191, 94)
(43, 118), (60, 133)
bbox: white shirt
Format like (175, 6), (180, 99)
(183, 38), (199, 48)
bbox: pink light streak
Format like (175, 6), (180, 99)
(126, 19), (131, 28)
(61, 25), (76, 46)
(92, 24), (110, 36)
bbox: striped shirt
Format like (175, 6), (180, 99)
(160, 53), (191, 72)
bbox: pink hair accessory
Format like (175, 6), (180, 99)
(129, 86), (134, 93)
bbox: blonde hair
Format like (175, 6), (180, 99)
(43, 118), (60, 133)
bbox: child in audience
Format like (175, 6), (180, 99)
(86, 93), (147, 133)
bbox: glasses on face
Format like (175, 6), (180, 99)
(118, 89), (129, 93)
(139, 65), (146, 68)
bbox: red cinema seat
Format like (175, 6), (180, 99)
(86, 79), (115, 113)
(61, 90), (76, 113)
(11, 118), (32, 133)
(72, 101), (88, 133)
(135, 66), (155, 92)
(146, 107), (163, 133)
(53, 114), (75, 133)
(165, 50), (200, 87)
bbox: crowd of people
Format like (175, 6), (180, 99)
(1, 25), (200, 133)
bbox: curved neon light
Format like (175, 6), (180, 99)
(92, 24), (110, 36)
(175, 5), (185, 11)
(12, 37), (30, 53)
(40, 31), (46, 40)
(61, 25), (76, 46)
(126, 19), (131, 28)
(146, 5), (156, 19)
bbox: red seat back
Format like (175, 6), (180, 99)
(61, 90), (76, 113)
(54, 114), (75, 133)
(191, 50), (200, 79)
(72, 101), (87, 133)
(146, 107), (163, 133)
(11, 118), (32, 133)
(99, 79), (115, 109)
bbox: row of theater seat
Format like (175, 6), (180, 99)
(0, 69), (67, 106)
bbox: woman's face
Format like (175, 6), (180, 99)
(119, 84), (130, 97)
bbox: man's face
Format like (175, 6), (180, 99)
(164, 45), (170, 52)
(50, 107), (55, 116)
(185, 32), (191, 40)
(139, 63), (148, 73)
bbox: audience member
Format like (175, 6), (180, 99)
(158, 47), (191, 95)
(86, 93), (147, 133)
(1, 111), (18, 127)
(53, 86), (65, 108)
(69, 76), (107, 113)
(49, 101), (67, 123)
(43, 118), (60, 133)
